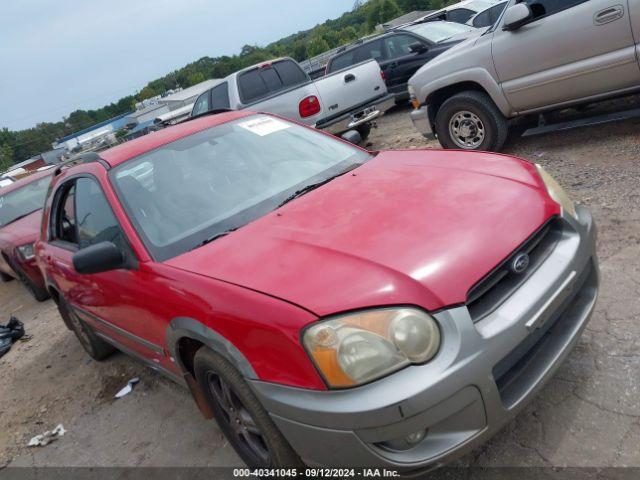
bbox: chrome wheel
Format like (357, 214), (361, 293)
(449, 111), (485, 149)
(207, 372), (270, 464)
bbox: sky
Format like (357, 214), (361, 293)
(0, 0), (356, 131)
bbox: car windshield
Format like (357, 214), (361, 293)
(403, 21), (475, 43)
(0, 175), (51, 227)
(111, 114), (372, 261)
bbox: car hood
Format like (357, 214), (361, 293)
(0, 209), (42, 247)
(166, 150), (559, 316)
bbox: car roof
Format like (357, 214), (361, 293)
(99, 110), (254, 168)
(0, 168), (53, 195)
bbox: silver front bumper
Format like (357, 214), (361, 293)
(319, 94), (395, 135)
(410, 105), (435, 139)
(249, 207), (598, 469)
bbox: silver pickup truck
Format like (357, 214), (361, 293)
(191, 57), (394, 142)
(408, 0), (640, 151)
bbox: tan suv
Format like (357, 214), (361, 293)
(408, 0), (640, 151)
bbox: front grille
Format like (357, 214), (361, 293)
(467, 217), (563, 322)
(493, 260), (597, 408)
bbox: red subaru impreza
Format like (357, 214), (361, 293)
(0, 169), (53, 301)
(35, 111), (598, 470)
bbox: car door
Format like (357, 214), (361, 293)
(381, 33), (433, 96)
(44, 175), (169, 367)
(492, 0), (640, 112)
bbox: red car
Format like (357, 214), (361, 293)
(36, 111), (598, 470)
(0, 169), (53, 301)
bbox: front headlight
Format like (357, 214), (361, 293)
(535, 164), (577, 219)
(303, 308), (440, 388)
(17, 243), (35, 261)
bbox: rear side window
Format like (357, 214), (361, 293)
(209, 82), (230, 110)
(447, 8), (475, 23)
(327, 39), (385, 73)
(238, 60), (308, 104)
(192, 92), (210, 116)
(354, 39), (385, 63)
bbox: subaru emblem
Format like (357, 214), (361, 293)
(511, 253), (530, 274)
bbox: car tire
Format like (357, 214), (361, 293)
(57, 296), (115, 360)
(435, 91), (508, 152)
(194, 348), (303, 468)
(16, 269), (49, 302)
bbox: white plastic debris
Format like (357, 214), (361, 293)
(114, 377), (140, 399)
(28, 424), (66, 447)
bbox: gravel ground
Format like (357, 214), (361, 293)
(0, 99), (639, 472)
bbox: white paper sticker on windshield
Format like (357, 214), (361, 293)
(238, 117), (291, 136)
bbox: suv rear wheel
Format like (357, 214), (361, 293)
(194, 348), (302, 468)
(435, 91), (508, 152)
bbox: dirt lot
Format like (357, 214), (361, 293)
(1, 99), (639, 471)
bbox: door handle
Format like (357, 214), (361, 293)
(594, 5), (624, 25)
(344, 73), (356, 83)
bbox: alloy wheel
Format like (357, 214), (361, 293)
(207, 371), (270, 464)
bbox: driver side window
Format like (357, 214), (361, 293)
(51, 183), (77, 245)
(51, 177), (127, 252)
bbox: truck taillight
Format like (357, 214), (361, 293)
(380, 70), (386, 83)
(299, 96), (321, 118)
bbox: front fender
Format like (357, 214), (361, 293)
(421, 68), (512, 117)
(166, 317), (257, 379)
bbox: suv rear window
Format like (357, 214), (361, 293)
(238, 60), (308, 104)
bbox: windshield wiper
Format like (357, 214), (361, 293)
(192, 228), (238, 250)
(277, 164), (360, 208)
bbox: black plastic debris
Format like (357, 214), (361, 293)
(0, 316), (25, 358)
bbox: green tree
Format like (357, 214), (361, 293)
(0, 144), (14, 172)
(186, 72), (206, 86)
(138, 86), (157, 101)
(397, 0), (431, 11)
(380, 0), (402, 23)
(306, 36), (331, 57)
(367, 0), (402, 31)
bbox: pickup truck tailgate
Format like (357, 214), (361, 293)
(313, 59), (387, 118)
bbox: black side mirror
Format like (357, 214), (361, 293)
(72, 241), (126, 275)
(502, 3), (534, 31)
(409, 42), (428, 54)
